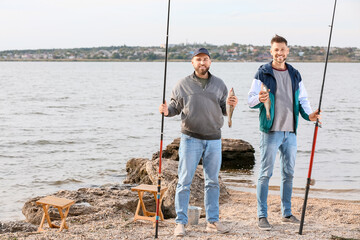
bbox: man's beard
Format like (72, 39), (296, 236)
(274, 55), (287, 64)
(196, 66), (210, 75)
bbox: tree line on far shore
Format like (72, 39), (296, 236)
(1, 43), (359, 62)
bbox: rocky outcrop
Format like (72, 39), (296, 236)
(22, 185), (145, 226)
(124, 158), (152, 185)
(19, 138), (253, 231)
(152, 138), (255, 169)
(124, 157), (230, 218)
(152, 138), (181, 161)
(0, 221), (37, 233)
(21, 156), (230, 227)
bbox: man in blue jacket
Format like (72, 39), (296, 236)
(248, 35), (320, 230)
(159, 48), (238, 236)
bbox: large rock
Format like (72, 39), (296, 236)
(152, 138), (255, 169)
(124, 157), (230, 218)
(124, 158), (152, 185)
(221, 138), (255, 169)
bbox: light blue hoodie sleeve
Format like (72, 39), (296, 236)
(298, 81), (313, 116)
(248, 78), (262, 108)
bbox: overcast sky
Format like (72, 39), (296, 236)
(0, 0), (359, 51)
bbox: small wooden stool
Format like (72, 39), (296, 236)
(36, 196), (75, 232)
(131, 184), (168, 224)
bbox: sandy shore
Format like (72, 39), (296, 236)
(1, 189), (359, 240)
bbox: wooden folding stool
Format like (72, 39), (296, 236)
(131, 184), (168, 224)
(36, 196), (75, 232)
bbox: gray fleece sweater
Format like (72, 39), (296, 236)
(167, 72), (228, 140)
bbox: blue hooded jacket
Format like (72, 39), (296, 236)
(248, 61), (313, 134)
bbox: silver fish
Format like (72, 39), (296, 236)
(261, 83), (271, 120)
(226, 88), (235, 127)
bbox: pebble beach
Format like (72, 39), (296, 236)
(1, 188), (359, 240)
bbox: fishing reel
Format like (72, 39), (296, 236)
(310, 179), (316, 186)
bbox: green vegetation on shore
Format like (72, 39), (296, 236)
(1, 43), (359, 62)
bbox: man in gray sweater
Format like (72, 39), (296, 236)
(159, 48), (238, 237)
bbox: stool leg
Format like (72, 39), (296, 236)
(57, 206), (70, 232)
(153, 192), (166, 221)
(42, 205), (54, 228)
(152, 192), (158, 227)
(159, 192), (165, 221)
(38, 205), (47, 232)
(134, 192), (142, 222)
(138, 191), (149, 216)
(63, 206), (71, 228)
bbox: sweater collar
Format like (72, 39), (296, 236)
(191, 71), (212, 80)
(263, 61), (294, 75)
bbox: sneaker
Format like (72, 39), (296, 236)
(258, 217), (272, 231)
(206, 221), (230, 234)
(282, 215), (300, 224)
(174, 223), (186, 237)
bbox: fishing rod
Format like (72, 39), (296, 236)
(155, 0), (171, 238)
(299, 0), (337, 235)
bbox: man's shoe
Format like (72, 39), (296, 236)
(174, 223), (186, 237)
(258, 217), (272, 231)
(282, 215), (300, 224)
(206, 221), (230, 234)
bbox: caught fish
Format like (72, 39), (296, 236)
(261, 83), (271, 120)
(226, 88), (235, 127)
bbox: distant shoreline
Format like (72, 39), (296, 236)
(2, 43), (359, 62)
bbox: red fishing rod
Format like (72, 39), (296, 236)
(299, 0), (337, 235)
(155, 0), (171, 238)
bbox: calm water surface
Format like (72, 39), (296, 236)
(0, 62), (359, 221)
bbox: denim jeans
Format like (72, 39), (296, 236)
(175, 134), (222, 224)
(257, 131), (297, 218)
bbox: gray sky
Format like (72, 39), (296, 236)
(0, 0), (359, 51)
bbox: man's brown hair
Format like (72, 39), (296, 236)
(271, 34), (288, 46)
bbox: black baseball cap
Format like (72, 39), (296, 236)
(192, 48), (211, 58)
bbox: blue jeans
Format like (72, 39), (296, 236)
(175, 134), (222, 224)
(257, 131), (297, 218)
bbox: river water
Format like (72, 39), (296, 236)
(0, 61), (359, 221)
